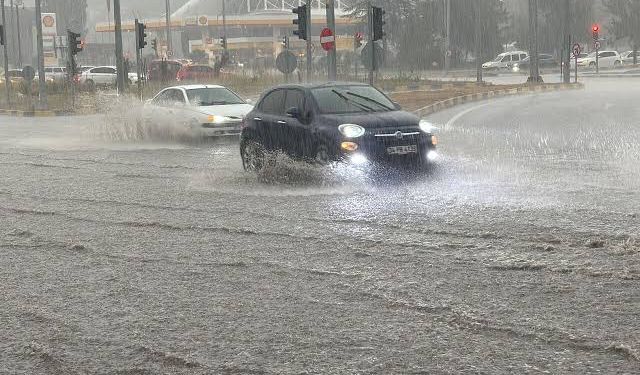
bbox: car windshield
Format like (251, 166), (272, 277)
(493, 55), (505, 62)
(312, 86), (395, 114)
(186, 88), (245, 106)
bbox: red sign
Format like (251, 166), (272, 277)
(320, 28), (335, 51)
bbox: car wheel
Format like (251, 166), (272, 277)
(614, 60), (622, 68)
(589, 62), (596, 68)
(85, 79), (95, 91)
(240, 139), (267, 172)
(314, 144), (332, 165)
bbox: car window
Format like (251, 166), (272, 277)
(259, 90), (286, 115)
(284, 89), (306, 113)
(599, 52), (614, 58)
(512, 54), (520, 62)
(186, 88), (245, 106)
(169, 89), (186, 104)
(45, 68), (53, 73)
(521, 54), (527, 60)
(152, 90), (173, 105)
(312, 85), (396, 114)
(105, 67), (116, 74)
(502, 55), (511, 62)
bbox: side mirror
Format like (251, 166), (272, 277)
(245, 98), (253, 104)
(286, 107), (301, 119)
(392, 101), (401, 110)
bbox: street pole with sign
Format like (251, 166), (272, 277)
(15, 0), (22, 68)
(165, 0), (172, 55)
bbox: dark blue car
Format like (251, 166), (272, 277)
(240, 83), (438, 171)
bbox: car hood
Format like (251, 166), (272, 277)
(320, 110), (420, 130)
(187, 104), (253, 119)
(483, 61), (500, 67)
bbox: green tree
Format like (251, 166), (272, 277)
(604, 0), (640, 64)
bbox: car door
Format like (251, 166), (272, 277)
(283, 88), (313, 158)
(254, 89), (286, 151)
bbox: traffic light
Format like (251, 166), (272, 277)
(592, 24), (600, 41)
(281, 35), (289, 49)
(354, 32), (364, 48)
(372, 6), (385, 41)
(151, 38), (158, 52)
(292, 5), (308, 41)
(68, 30), (83, 55)
(0, 25), (4, 46)
(220, 36), (227, 49)
(137, 21), (147, 50)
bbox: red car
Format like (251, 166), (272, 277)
(176, 64), (216, 82)
(147, 60), (183, 82)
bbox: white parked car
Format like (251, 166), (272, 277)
(146, 85), (254, 137)
(577, 51), (622, 69)
(620, 50), (639, 65)
(77, 66), (117, 89)
(482, 51), (529, 70)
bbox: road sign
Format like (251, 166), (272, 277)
(320, 28), (335, 52)
(22, 66), (35, 81)
(361, 42), (384, 71)
(276, 50), (298, 74)
(594, 41), (601, 50)
(572, 44), (582, 58)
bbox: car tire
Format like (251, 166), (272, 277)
(240, 139), (267, 172)
(614, 60), (622, 68)
(589, 62), (596, 68)
(85, 79), (95, 91)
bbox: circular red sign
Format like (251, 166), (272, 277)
(320, 28), (335, 51)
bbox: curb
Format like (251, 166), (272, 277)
(0, 109), (72, 117)
(413, 83), (584, 117)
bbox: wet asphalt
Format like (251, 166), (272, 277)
(0, 79), (639, 374)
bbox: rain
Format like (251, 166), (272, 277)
(1, 0), (639, 373)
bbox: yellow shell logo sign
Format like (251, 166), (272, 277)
(42, 15), (55, 28)
(198, 16), (208, 26)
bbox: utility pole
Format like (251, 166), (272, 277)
(221, 0), (228, 64)
(165, 0), (172, 54)
(562, 0), (571, 83)
(15, 0), (21, 68)
(9, 0), (14, 66)
(305, 1), (312, 82)
(326, 0), (337, 81)
(367, 2), (374, 86)
(113, 0), (125, 94)
(474, 0), (482, 83)
(1, 0), (10, 105)
(444, 0), (451, 74)
(35, 0), (47, 108)
(528, 0), (541, 83)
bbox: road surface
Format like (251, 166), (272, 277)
(1, 79), (639, 374)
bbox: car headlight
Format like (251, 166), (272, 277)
(419, 119), (437, 134)
(207, 115), (233, 124)
(338, 124), (365, 138)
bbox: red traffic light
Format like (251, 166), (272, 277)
(592, 24), (600, 32)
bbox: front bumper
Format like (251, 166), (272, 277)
(339, 130), (437, 166)
(198, 121), (243, 137)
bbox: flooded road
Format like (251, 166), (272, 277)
(1, 80), (639, 374)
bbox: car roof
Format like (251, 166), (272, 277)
(268, 82), (371, 91)
(164, 84), (226, 90)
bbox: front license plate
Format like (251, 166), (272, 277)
(387, 144), (418, 155)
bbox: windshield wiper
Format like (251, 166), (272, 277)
(344, 91), (393, 111)
(331, 89), (375, 112)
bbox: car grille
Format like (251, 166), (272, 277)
(371, 127), (422, 146)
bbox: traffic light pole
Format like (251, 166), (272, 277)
(474, 0), (483, 83)
(1, 0), (11, 105)
(305, 1), (312, 82)
(326, 0), (337, 81)
(562, 0), (570, 83)
(135, 19), (142, 100)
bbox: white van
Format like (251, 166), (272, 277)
(482, 51), (529, 70)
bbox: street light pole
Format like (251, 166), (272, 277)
(326, 0), (337, 81)
(165, 0), (172, 54)
(35, 0), (47, 108)
(444, 0), (451, 74)
(562, 0), (571, 83)
(528, 0), (540, 83)
(15, 0), (22, 68)
(474, 0), (483, 83)
(113, 0), (125, 93)
(1, 0), (11, 105)
(222, 0), (228, 61)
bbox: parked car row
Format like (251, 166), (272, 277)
(484, 49), (639, 72)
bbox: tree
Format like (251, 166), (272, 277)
(604, 0), (640, 65)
